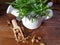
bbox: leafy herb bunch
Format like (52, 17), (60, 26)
(7, 0), (50, 21)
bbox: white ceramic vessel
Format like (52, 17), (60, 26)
(22, 17), (43, 29)
(6, 4), (53, 29)
(6, 5), (19, 17)
(21, 9), (53, 29)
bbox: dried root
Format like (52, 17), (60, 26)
(31, 35), (36, 43)
(40, 42), (45, 45)
(7, 20), (11, 25)
(38, 37), (42, 40)
(36, 39), (39, 43)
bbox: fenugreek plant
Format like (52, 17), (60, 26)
(7, 0), (50, 22)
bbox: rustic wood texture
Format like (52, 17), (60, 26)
(0, 3), (60, 45)
(51, 0), (60, 3)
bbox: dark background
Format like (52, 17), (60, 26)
(0, 0), (60, 14)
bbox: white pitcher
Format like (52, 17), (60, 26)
(6, 2), (53, 29)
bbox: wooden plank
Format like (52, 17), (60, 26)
(0, 4), (60, 45)
(0, 30), (14, 38)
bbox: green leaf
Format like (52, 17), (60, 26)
(30, 0), (36, 3)
(43, 0), (47, 3)
(31, 17), (36, 22)
(6, 0), (50, 21)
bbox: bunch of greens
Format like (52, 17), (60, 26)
(7, 0), (50, 21)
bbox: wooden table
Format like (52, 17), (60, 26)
(0, 5), (60, 45)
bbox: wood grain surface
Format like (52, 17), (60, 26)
(0, 4), (60, 45)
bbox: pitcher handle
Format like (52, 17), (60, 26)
(44, 9), (53, 20)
